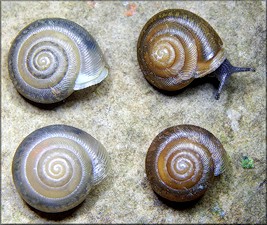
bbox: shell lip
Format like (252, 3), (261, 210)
(73, 66), (109, 90)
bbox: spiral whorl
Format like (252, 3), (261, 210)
(137, 9), (226, 91)
(8, 18), (108, 104)
(145, 125), (227, 202)
(12, 125), (110, 213)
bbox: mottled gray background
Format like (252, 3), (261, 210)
(1, 1), (266, 224)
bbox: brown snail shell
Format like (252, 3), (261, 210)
(137, 9), (255, 99)
(145, 125), (228, 202)
(8, 18), (108, 104)
(12, 125), (110, 213)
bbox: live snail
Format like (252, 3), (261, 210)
(137, 9), (255, 99)
(145, 125), (228, 202)
(12, 125), (110, 213)
(8, 18), (108, 104)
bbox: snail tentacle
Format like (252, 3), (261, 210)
(214, 59), (256, 99)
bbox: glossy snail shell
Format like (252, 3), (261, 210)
(137, 9), (255, 99)
(12, 125), (110, 213)
(145, 125), (227, 202)
(8, 18), (108, 104)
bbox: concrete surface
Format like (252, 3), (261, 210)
(1, 1), (266, 224)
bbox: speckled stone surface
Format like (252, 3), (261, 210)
(1, 1), (266, 224)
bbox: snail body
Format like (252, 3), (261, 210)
(137, 9), (255, 99)
(12, 125), (110, 213)
(8, 18), (108, 104)
(145, 125), (227, 202)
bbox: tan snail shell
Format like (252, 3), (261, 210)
(8, 18), (108, 104)
(137, 9), (255, 99)
(145, 125), (228, 202)
(12, 125), (110, 213)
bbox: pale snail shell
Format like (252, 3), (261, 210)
(8, 18), (108, 104)
(12, 125), (110, 213)
(137, 9), (255, 99)
(145, 125), (228, 202)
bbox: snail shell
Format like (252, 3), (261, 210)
(137, 9), (225, 91)
(145, 125), (227, 202)
(8, 18), (108, 104)
(12, 125), (110, 213)
(137, 9), (255, 99)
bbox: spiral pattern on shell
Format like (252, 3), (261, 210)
(145, 125), (227, 202)
(137, 9), (226, 91)
(8, 18), (108, 104)
(12, 125), (110, 213)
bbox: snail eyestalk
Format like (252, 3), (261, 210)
(214, 59), (255, 100)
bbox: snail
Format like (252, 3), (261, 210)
(145, 125), (228, 202)
(12, 124), (110, 213)
(137, 9), (255, 99)
(8, 18), (108, 104)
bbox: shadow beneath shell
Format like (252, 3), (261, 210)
(149, 73), (220, 98)
(154, 192), (203, 210)
(26, 200), (85, 221)
(17, 82), (103, 110)
(20, 95), (66, 110)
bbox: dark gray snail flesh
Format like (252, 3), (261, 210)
(213, 59), (255, 99)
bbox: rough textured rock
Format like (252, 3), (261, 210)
(1, 1), (266, 224)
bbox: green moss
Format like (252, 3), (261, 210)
(241, 156), (254, 169)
